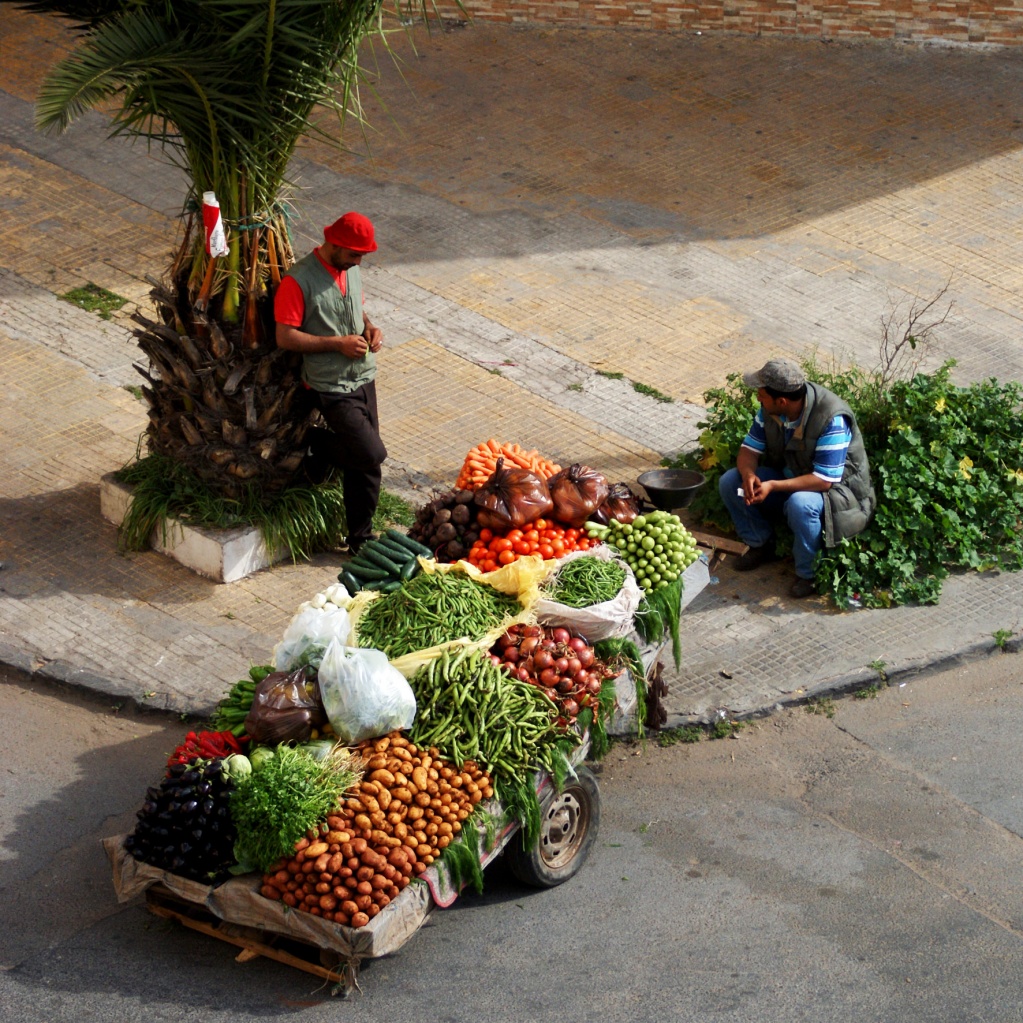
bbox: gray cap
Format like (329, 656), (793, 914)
(742, 357), (806, 392)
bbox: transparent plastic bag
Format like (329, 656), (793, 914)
(273, 605), (351, 672)
(317, 639), (417, 743)
(243, 667), (326, 745)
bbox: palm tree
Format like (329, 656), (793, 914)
(24, 0), (415, 505)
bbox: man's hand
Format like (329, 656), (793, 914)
(364, 323), (383, 354)
(337, 334), (369, 358)
(740, 471), (759, 505)
(746, 476), (774, 505)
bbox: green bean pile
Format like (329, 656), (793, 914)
(356, 570), (521, 659)
(544, 555), (627, 609)
(409, 647), (573, 781)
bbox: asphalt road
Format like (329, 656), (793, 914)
(3, 655), (1023, 1022)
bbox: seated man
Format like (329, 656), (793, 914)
(718, 357), (876, 598)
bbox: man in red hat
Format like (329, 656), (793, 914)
(275, 211), (386, 553)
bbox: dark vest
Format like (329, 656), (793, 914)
(285, 251), (373, 394)
(760, 382), (876, 546)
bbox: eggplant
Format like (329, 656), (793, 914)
(181, 800), (198, 815)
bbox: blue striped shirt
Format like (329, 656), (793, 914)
(741, 410), (852, 483)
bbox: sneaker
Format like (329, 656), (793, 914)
(790, 577), (817, 599)
(734, 544), (782, 572)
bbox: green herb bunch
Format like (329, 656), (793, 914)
(231, 745), (360, 873)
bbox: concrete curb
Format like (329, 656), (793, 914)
(5, 629), (1019, 734)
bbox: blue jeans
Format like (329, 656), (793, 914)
(719, 467), (824, 580)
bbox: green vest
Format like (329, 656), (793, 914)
(285, 251), (374, 394)
(760, 382), (876, 546)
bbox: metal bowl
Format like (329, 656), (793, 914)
(637, 468), (707, 511)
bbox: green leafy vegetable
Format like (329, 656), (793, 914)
(231, 745), (359, 872)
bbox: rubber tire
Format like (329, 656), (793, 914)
(505, 766), (601, 888)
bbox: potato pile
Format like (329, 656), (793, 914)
(259, 732), (493, 929)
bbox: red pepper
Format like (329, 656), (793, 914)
(166, 729), (242, 769)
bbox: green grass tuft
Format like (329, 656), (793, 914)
(59, 282), (127, 320)
(632, 381), (674, 404)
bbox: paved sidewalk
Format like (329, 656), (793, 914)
(2, 10), (1023, 724)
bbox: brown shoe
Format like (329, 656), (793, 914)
(790, 577), (816, 598)
(734, 545), (782, 572)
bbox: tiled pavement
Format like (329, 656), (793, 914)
(2, 8), (1023, 723)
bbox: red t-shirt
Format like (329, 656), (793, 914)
(273, 248), (348, 328)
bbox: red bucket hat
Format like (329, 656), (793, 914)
(323, 211), (377, 253)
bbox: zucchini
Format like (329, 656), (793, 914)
(385, 528), (434, 558)
(338, 569), (362, 594)
(359, 546), (406, 575)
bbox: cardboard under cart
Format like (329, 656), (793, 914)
(103, 743), (599, 996)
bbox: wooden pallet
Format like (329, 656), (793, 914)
(144, 886), (357, 992)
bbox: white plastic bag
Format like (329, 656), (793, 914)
(317, 639), (417, 743)
(534, 547), (643, 640)
(273, 605), (351, 672)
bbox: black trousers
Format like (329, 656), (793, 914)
(300, 381), (387, 543)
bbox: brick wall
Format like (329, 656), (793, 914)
(428, 0), (1023, 44)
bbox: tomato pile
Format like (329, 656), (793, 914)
(467, 519), (598, 572)
(489, 623), (614, 727)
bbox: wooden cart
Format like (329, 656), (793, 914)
(104, 752), (600, 996)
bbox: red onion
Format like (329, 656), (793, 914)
(568, 636), (588, 654)
(552, 628), (572, 646)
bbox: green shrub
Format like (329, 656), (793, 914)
(666, 359), (1023, 608)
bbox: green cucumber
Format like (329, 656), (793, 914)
(363, 578), (403, 593)
(385, 528), (434, 558)
(375, 537), (416, 563)
(399, 557), (421, 581)
(338, 569), (362, 594)
(346, 563), (391, 582)
(359, 547), (406, 575)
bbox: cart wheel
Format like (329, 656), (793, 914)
(505, 766), (601, 888)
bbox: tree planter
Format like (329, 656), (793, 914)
(100, 473), (286, 583)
